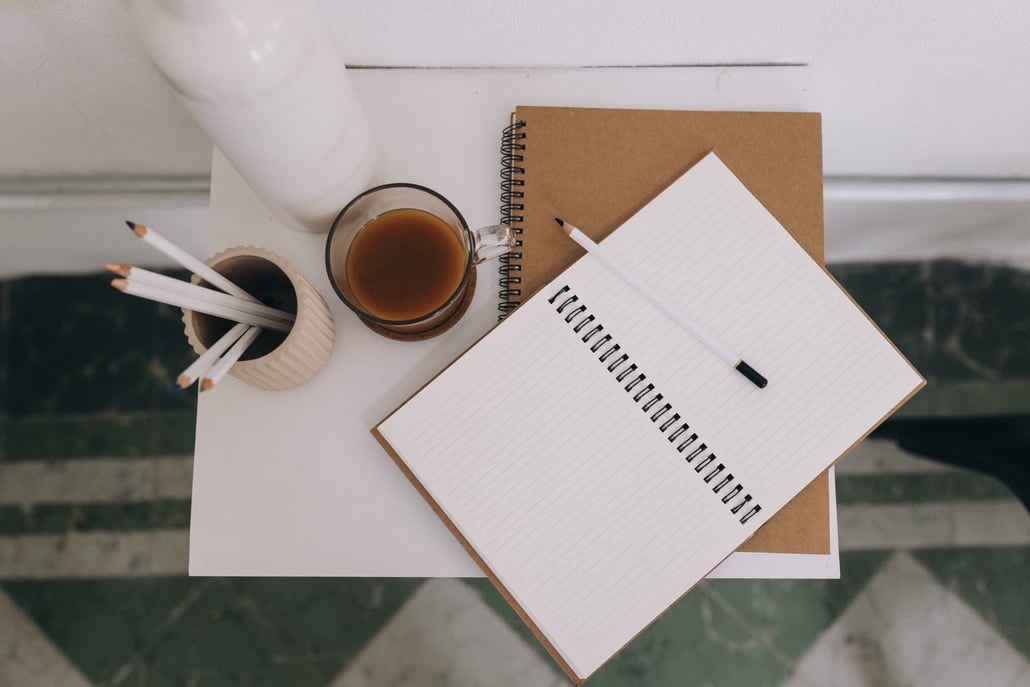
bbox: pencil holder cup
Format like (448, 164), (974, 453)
(181, 245), (334, 391)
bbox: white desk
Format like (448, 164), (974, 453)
(189, 66), (839, 578)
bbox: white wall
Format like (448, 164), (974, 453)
(2, 1), (1028, 277)
(2, 0), (1029, 179)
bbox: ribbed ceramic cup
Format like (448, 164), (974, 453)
(182, 245), (334, 390)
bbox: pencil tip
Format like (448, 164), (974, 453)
(126, 220), (146, 237)
(200, 378), (214, 391)
(104, 263), (129, 277)
(553, 217), (573, 236)
(110, 278), (127, 292)
(125, 220), (135, 229)
(174, 375), (190, 391)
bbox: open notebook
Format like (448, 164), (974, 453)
(373, 153), (924, 683)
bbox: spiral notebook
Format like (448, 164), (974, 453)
(501, 106), (833, 556)
(374, 152), (924, 683)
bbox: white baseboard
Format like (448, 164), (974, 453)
(0, 177), (209, 279)
(1, 177), (1028, 279)
(824, 177), (1030, 269)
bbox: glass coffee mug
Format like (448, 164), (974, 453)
(325, 183), (516, 339)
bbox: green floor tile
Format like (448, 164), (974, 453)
(831, 262), (931, 378)
(935, 261), (1030, 379)
(831, 261), (1030, 387)
(4, 412), (196, 460)
(6, 272), (197, 418)
(140, 578), (425, 686)
(2, 578), (213, 685)
(915, 546), (1030, 659)
(896, 379), (1030, 418)
(2, 577), (425, 687)
(1, 280), (9, 418)
(0, 500), (191, 535)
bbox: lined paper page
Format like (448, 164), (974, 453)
(377, 153), (923, 679)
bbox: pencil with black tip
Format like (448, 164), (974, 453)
(174, 322), (251, 390)
(200, 325), (262, 391)
(125, 220), (261, 303)
(553, 217), (768, 389)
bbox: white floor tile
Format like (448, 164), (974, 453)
(0, 589), (94, 687)
(0, 456), (193, 506)
(838, 501), (1030, 550)
(781, 552), (1030, 687)
(0, 531), (188, 579)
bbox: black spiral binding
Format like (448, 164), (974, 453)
(498, 119), (526, 320)
(548, 284), (763, 526)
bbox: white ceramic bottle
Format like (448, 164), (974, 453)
(131, 0), (380, 233)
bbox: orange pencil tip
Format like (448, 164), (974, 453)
(126, 220), (147, 237)
(200, 379), (214, 391)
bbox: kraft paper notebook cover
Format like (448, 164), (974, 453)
(373, 151), (924, 683)
(500, 106), (830, 554)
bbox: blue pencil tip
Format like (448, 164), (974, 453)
(125, 220), (136, 229)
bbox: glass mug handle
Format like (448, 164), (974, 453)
(470, 224), (517, 264)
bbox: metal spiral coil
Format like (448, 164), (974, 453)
(498, 120), (526, 318)
(547, 283), (764, 526)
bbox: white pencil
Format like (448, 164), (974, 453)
(553, 218), (767, 389)
(125, 221), (261, 304)
(110, 278), (292, 333)
(105, 264), (295, 324)
(174, 322), (251, 390)
(200, 325), (262, 391)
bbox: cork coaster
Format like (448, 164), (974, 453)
(361, 269), (477, 342)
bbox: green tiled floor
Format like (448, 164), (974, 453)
(4, 412), (198, 460)
(1, 260), (1029, 686)
(6, 273), (197, 416)
(4, 578), (424, 686)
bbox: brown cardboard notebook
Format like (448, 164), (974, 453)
(502, 106), (828, 554)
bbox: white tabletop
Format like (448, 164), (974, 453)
(189, 66), (838, 578)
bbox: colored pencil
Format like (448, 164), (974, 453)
(110, 278), (292, 333)
(174, 322), (252, 390)
(200, 326), (263, 391)
(125, 220), (261, 303)
(105, 264), (294, 324)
